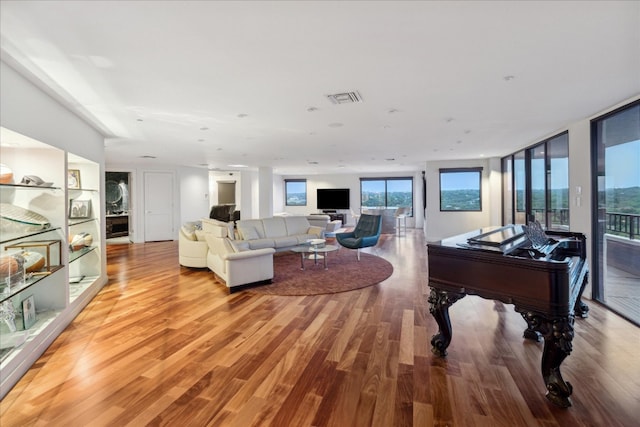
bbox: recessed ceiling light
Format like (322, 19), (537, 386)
(308, 161), (319, 165)
(237, 113), (248, 118)
(200, 127), (209, 131)
(328, 122), (343, 128)
(136, 118), (144, 122)
(386, 158), (395, 161)
(198, 139), (205, 142)
(228, 164), (248, 168)
(307, 106), (318, 112)
(140, 155), (156, 159)
(388, 108), (399, 114)
(503, 75), (515, 81)
(216, 147), (223, 151)
(445, 117), (454, 123)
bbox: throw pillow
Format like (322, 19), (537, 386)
(181, 225), (197, 241)
(238, 226), (259, 241)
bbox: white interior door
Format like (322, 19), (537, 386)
(144, 171), (174, 241)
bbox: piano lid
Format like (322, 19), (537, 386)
(467, 224), (525, 247)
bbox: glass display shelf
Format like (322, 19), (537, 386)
(69, 274), (99, 303)
(0, 265), (64, 303)
(69, 218), (97, 227)
(0, 309), (63, 368)
(0, 183), (62, 191)
(0, 227), (62, 245)
(69, 246), (96, 263)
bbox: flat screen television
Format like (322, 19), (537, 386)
(317, 188), (350, 210)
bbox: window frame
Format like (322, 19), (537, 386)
(439, 167), (483, 212)
(284, 179), (307, 206)
(360, 177), (414, 215)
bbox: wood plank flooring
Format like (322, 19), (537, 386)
(1, 230), (639, 426)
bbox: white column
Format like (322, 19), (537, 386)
(258, 167), (273, 218)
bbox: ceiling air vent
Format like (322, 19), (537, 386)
(326, 91), (363, 105)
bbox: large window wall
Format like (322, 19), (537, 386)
(502, 132), (569, 230)
(360, 177), (413, 215)
(591, 100), (640, 326)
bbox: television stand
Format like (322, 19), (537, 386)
(325, 212), (345, 224)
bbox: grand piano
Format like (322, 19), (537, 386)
(427, 224), (589, 408)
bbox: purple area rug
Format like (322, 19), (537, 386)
(246, 248), (393, 296)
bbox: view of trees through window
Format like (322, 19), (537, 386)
(360, 178), (413, 213)
(285, 179), (306, 206)
(439, 168), (482, 211)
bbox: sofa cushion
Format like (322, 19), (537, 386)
(273, 236), (299, 249)
(284, 216), (310, 235)
(181, 225), (197, 241)
(230, 240), (250, 252)
(238, 225), (260, 240)
(262, 217), (287, 238)
(247, 238), (276, 250)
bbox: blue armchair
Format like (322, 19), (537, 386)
(335, 214), (382, 260)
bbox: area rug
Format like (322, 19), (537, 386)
(246, 249), (393, 296)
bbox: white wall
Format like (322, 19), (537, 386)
(179, 166), (209, 224)
(424, 159), (494, 241)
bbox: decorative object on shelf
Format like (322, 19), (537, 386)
(0, 203), (51, 232)
(21, 295), (36, 329)
(0, 300), (17, 332)
(0, 163), (14, 184)
(69, 232), (93, 251)
(69, 199), (91, 219)
(20, 175), (53, 187)
(4, 240), (61, 271)
(0, 252), (25, 290)
(67, 169), (81, 189)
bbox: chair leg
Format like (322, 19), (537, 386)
(357, 248), (361, 261)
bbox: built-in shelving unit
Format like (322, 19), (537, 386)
(0, 127), (105, 398)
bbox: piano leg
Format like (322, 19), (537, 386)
(574, 273), (590, 318)
(520, 311), (575, 408)
(428, 288), (465, 357)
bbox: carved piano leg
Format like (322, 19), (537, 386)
(428, 288), (465, 357)
(520, 311), (575, 407)
(574, 273), (590, 318)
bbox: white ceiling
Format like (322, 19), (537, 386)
(1, 1), (639, 175)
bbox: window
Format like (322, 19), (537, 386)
(285, 179), (306, 206)
(591, 100), (640, 325)
(439, 168), (482, 211)
(502, 132), (569, 229)
(360, 177), (413, 214)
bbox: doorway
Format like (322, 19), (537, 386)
(592, 100), (640, 326)
(106, 171), (131, 242)
(144, 171), (175, 242)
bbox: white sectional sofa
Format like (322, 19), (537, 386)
(235, 216), (325, 251)
(178, 216), (328, 292)
(200, 218), (275, 292)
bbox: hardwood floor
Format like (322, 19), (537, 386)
(1, 230), (639, 426)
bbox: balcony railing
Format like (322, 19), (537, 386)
(524, 209), (639, 240)
(606, 212), (640, 240)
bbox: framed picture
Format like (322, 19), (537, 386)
(22, 295), (36, 329)
(69, 199), (91, 219)
(68, 169), (81, 189)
